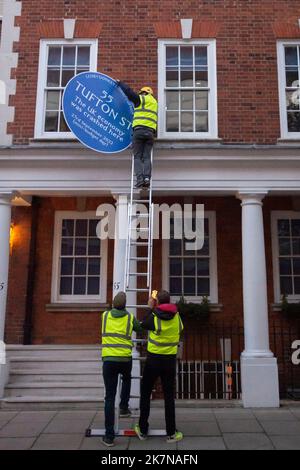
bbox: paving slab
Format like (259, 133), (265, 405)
(214, 409), (256, 420)
(290, 409), (300, 420)
(9, 411), (57, 423)
(0, 421), (49, 438)
(270, 435), (300, 450)
(31, 433), (83, 450)
(217, 419), (263, 433)
(81, 437), (130, 450)
(179, 421), (221, 436)
(55, 411), (96, 420)
(177, 436), (226, 450)
(259, 420), (300, 435)
(253, 410), (297, 421)
(0, 412), (18, 428)
(223, 433), (274, 450)
(128, 436), (173, 450)
(176, 410), (216, 422)
(43, 419), (94, 434)
(0, 437), (36, 450)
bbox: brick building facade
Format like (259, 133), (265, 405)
(1, 0), (300, 406)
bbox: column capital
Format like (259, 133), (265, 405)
(236, 190), (269, 206)
(0, 192), (15, 206)
(111, 192), (129, 203)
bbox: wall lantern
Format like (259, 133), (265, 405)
(9, 223), (15, 254)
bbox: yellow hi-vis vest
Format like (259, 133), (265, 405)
(133, 94), (158, 131)
(101, 311), (134, 358)
(147, 313), (183, 355)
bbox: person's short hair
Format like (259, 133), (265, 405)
(157, 290), (170, 304)
(113, 291), (126, 309)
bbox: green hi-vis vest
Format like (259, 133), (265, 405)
(147, 313), (183, 355)
(101, 311), (134, 358)
(133, 94), (158, 131)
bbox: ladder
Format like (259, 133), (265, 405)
(85, 152), (166, 439)
(124, 149), (154, 305)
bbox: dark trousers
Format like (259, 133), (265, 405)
(132, 127), (154, 183)
(103, 360), (132, 439)
(139, 355), (177, 436)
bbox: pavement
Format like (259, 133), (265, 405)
(1, 405), (300, 450)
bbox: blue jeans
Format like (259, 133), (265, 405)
(103, 360), (132, 439)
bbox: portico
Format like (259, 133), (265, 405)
(1, 144), (300, 406)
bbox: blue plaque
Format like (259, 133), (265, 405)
(62, 72), (133, 153)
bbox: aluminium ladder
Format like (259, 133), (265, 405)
(124, 148), (154, 306)
(86, 151), (167, 438)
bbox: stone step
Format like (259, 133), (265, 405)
(9, 358), (102, 371)
(6, 345), (101, 360)
(9, 370), (103, 383)
(5, 382), (105, 398)
(0, 396), (104, 411)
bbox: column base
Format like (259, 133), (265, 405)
(0, 363), (9, 398)
(241, 356), (280, 408)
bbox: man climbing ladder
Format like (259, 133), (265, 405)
(116, 80), (158, 189)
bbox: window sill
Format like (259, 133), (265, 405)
(271, 301), (300, 312)
(277, 138), (300, 146)
(46, 303), (110, 313)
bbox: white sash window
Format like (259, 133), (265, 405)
(35, 39), (97, 139)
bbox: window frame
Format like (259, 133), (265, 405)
(34, 39), (98, 140)
(277, 40), (300, 140)
(162, 211), (218, 303)
(158, 39), (218, 140)
(271, 210), (300, 303)
(51, 211), (108, 304)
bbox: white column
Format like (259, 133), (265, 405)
(237, 192), (280, 407)
(0, 192), (13, 397)
(112, 194), (139, 409)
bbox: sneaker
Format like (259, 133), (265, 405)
(143, 177), (150, 188)
(120, 408), (132, 418)
(101, 436), (114, 447)
(135, 180), (144, 189)
(134, 424), (147, 441)
(166, 431), (183, 443)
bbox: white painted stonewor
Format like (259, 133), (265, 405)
(0, 193), (13, 397)
(0, 193), (12, 342)
(237, 192), (280, 407)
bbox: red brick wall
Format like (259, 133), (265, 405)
(5, 206), (32, 344)
(30, 197), (115, 344)
(8, 1), (300, 144)
(5, 195), (296, 344)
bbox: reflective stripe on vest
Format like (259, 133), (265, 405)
(101, 311), (134, 357)
(147, 312), (183, 355)
(133, 94), (158, 130)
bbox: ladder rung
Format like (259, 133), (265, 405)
(132, 199), (150, 203)
(128, 273), (148, 276)
(127, 305), (149, 308)
(130, 242), (149, 246)
(130, 257), (148, 261)
(130, 227), (149, 231)
(130, 214), (149, 218)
